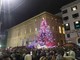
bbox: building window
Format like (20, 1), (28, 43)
(62, 27), (65, 34)
(72, 13), (79, 18)
(35, 28), (37, 31)
(63, 16), (69, 21)
(74, 21), (80, 29)
(67, 34), (70, 38)
(59, 26), (61, 33)
(64, 23), (70, 31)
(71, 6), (77, 11)
(62, 9), (67, 14)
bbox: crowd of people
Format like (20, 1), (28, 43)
(0, 46), (80, 60)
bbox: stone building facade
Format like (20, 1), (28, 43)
(7, 12), (65, 47)
(61, 0), (80, 44)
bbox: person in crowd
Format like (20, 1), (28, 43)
(24, 51), (32, 60)
(39, 54), (47, 60)
(22, 53), (26, 60)
(51, 54), (56, 60)
(36, 50), (41, 60)
(63, 48), (76, 60)
(56, 51), (63, 60)
(69, 49), (76, 60)
(15, 52), (22, 60)
(75, 48), (80, 60)
(10, 52), (16, 60)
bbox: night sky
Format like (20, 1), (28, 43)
(1, 0), (76, 32)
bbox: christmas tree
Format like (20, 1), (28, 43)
(37, 18), (56, 48)
(28, 18), (56, 48)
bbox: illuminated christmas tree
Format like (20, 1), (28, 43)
(28, 18), (56, 48)
(37, 18), (56, 48)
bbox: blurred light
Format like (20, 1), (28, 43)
(0, 0), (2, 6)
(0, 0), (2, 12)
(66, 24), (68, 26)
(73, 8), (76, 11)
(42, 17), (45, 20)
(0, 45), (2, 48)
(1, 0), (25, 11)
(59, 26), (61, 33)
(2, 0), (15, 4)
(72, 6), (77, 11)
(76, 21), (79, 24)
(35, 28), (37, 31)
(62, 27), (65, 34)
